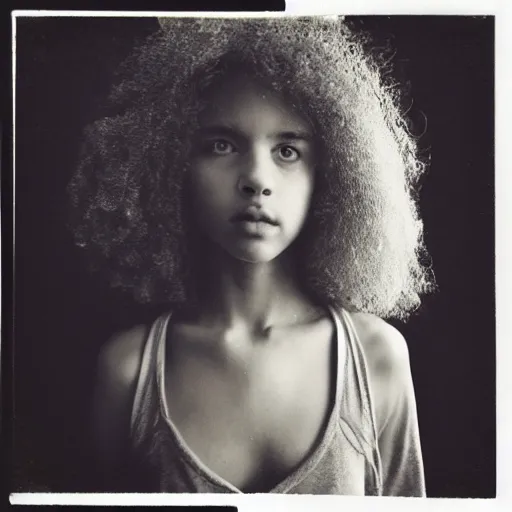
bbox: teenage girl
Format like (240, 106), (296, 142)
(69, 16), (433, 495)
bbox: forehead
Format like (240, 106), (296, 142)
(198, 74), (312, 135)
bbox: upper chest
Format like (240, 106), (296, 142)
(161, 316), (342, 491)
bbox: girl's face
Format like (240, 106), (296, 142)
(189, 75), (316, 263)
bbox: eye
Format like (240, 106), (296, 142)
(277, 145), (300, 162)
(210, 139), (236, 155)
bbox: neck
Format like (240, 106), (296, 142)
(194, 243), (317, 335)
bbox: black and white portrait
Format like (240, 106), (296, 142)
(10, 11), (496, 504)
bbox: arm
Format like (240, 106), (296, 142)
(351, 313), (426, 497)
(92, 325), (148, 490)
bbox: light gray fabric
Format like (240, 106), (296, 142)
(130, 307), (425, 496)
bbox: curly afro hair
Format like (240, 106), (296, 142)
(68, 16), (435, 320)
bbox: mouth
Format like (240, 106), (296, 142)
(230, 208), (280, 238)
(230, 210), (279, 226)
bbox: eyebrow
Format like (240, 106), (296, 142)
(196, 125), (313, 142)
(273, 130), (313, 142)
(196, 125), (239, 139)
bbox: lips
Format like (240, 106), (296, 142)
(230, 207), (279, 238)
(230, 207), (279, 226)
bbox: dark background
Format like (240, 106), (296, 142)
(12, 16), (495, 497)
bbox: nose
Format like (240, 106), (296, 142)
(237, 149), (274, 198)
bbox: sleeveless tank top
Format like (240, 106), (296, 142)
(130, 306), (383, 495)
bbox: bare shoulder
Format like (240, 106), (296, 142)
(348, 312), (412, 432)
(97, 324), (149, 390)
(93, 323), (149, 472)
(349, 312), (410, 376)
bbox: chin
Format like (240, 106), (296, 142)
(225, 241), (285, 264)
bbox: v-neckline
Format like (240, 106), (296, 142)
(155, 305), (348, 493)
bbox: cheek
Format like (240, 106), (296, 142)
(189, 165), (234, 222)
(282, 172), (315, 225)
